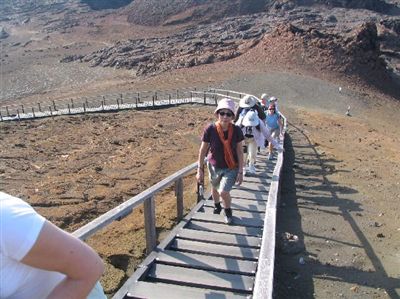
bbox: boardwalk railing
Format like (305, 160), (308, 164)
(73, 161), (202, 254)
(0, 88), (216, 122)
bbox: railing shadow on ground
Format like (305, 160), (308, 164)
(274, 133), (315, 298)
(275, 125), (400, 298)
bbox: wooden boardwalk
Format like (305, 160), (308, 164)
(113, 151), (278, 299)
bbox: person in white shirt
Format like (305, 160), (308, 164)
(236, 110), (282, 174)
(0, 191), (106, 299)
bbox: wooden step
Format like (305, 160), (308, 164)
(186, 220), (263, 236)
(176, 228), (261, 248)
(202, 206), (265, 219)
(230, 189), (268, 201)
(126, 281), (251, 299)
(169, 239), (260, 260)
(204, 198), (266, 211)
(191, 211), (264, 227)
(155, 249), (258, 274)
(146, 263), (255, 293)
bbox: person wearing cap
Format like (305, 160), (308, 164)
(236, 110), (283, 174)
(196, 98), (244, 224)
(265, 103), (283, 160)
(260, 93), (269, 109)
(260, 94), (279, 112)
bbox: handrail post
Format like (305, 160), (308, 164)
(144, 196), (156, 254)
(175, 178), (184, 221)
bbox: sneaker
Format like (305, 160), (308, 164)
(268, 153), (273, 160)
(213, 202), (222, 214)
(224, 208), (233, 224)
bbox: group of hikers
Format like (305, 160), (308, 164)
(1, 92), (284, 298)
(196, 93), (284, 224)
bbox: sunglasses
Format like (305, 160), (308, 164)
(218, 111), (233, 117)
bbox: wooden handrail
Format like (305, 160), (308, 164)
(72, 162), (198, 252)
(252, 112), (286, 299)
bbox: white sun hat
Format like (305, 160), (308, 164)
(242, 110), (260, 127)
(214, 98), (236, 115)
(239, 95), (258, 108)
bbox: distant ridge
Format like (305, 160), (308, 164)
(126, 0), (400, 26)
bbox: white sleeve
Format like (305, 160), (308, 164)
(260, 121), (279, 147)
(0, 192), (46, 261)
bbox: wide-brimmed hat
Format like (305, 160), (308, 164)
(242, 110), (260, 127)
(214, 98), (236, 115)
(239, 95), (258, 108)
(260, 93), (268, 101)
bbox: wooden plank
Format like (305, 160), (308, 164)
(126, 281), (251, 299)
(144, 196), (156, 254)
(191, 212), (264, 227)
(156, 250), (258, 274)
(170, 239), (260, 260)
(241, 175), (271, 184)
(230, 189), (268, 201)
(186, 220), (263, 237)
(176, 228), (261, 248)
(205, 199), (266, 212)
(233, 182), (269, 193)
(147, 263), (254, 293)
(202, 206), (265, 219)
(175, 178), (184, 220)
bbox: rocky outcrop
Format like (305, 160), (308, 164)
(0, 27), (9, 39)
(61, 16), (263, 76)
(125, 0), (400, 26)
(126, 0), (271, 26)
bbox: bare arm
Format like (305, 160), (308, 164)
(196, 141), (209, 183)
(260, 121), (280, 149)
(278, 116), (284, 136)
(21, 221), (104, 299)
(236, 140), (244, 185)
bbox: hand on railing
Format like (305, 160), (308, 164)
(197, 183), (204, 203)
(196, 167), (204, 183)
(236, 171), (243, 186)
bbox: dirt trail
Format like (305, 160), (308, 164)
(275, 107), (400, 298)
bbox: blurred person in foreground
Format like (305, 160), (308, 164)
(196, 98), (244, 224)
(0, 191), (106, 299)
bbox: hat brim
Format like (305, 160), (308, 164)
(242, 118), (259, 127)
(214, 108), (235, 115)
(239, 97), (257, 108)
